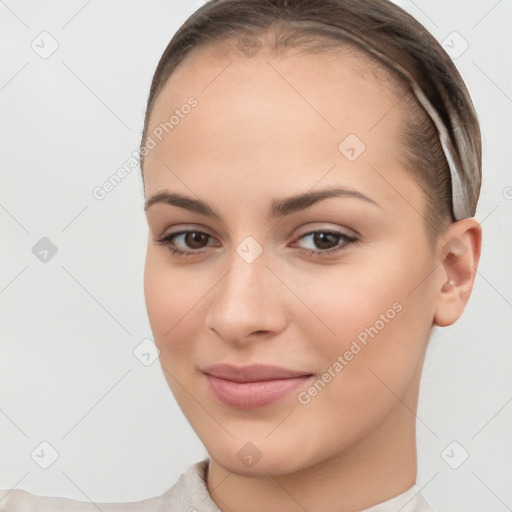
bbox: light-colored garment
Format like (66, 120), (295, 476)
(0, 458), (437, 511)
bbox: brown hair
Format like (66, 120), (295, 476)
(140, 0), (482, 241)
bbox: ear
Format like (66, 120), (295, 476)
(433, 217), (482, 327)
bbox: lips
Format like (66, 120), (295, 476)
(201, 363), (314, 410)
(201, 363), (312, 382)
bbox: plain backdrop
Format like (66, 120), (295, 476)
(1, 1), (511, 510)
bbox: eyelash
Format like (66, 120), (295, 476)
(155, 229), (359, 258)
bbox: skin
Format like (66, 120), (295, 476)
(142, 41), (481, 512)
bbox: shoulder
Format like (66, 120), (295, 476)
(0, 459), (214, 512)
(0, 488), (162, 511)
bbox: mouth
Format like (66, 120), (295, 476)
(201, 362), (313, 382)
(201, 363), (314, 409)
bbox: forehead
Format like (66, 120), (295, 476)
(143, 42), (412, 209)
(149, 40), (403, 127)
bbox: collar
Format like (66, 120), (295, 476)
(159, 458), (436, 512)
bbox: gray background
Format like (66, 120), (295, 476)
(1, 0), (511, 510)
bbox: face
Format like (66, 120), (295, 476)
(142, 43), (441, 476)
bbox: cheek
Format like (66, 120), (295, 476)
(143, 251), (207, 411)
(295, 261), (418, 343)
(290, 267), (430, 451)
(143, 249), (201, 354)
(298, 247), (434, 387)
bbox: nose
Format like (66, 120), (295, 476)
(206, 248), (288, 347)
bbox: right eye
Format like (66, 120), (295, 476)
(155, 230), (217, 257)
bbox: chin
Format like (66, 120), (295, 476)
(204, 435), (315, 478)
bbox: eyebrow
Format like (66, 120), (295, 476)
(144, 186), (381, 219)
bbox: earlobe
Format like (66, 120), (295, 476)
(433, 218), (482, 327)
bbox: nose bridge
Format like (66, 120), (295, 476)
(217, 245), (271, 317)
(206, 239), (286, 341)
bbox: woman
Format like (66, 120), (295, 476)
(1, 0), (482, 510)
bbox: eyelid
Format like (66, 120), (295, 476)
(158, 223), (216, 239)
(157, 226), (220, 248)
(293, 222), (358, 240)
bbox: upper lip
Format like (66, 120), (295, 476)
(201, 363), (312, 383)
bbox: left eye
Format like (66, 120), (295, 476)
(292, 230), (358, 256)
(155, 229), (358, 258)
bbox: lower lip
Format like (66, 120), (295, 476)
(204, 373), (314, 410)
